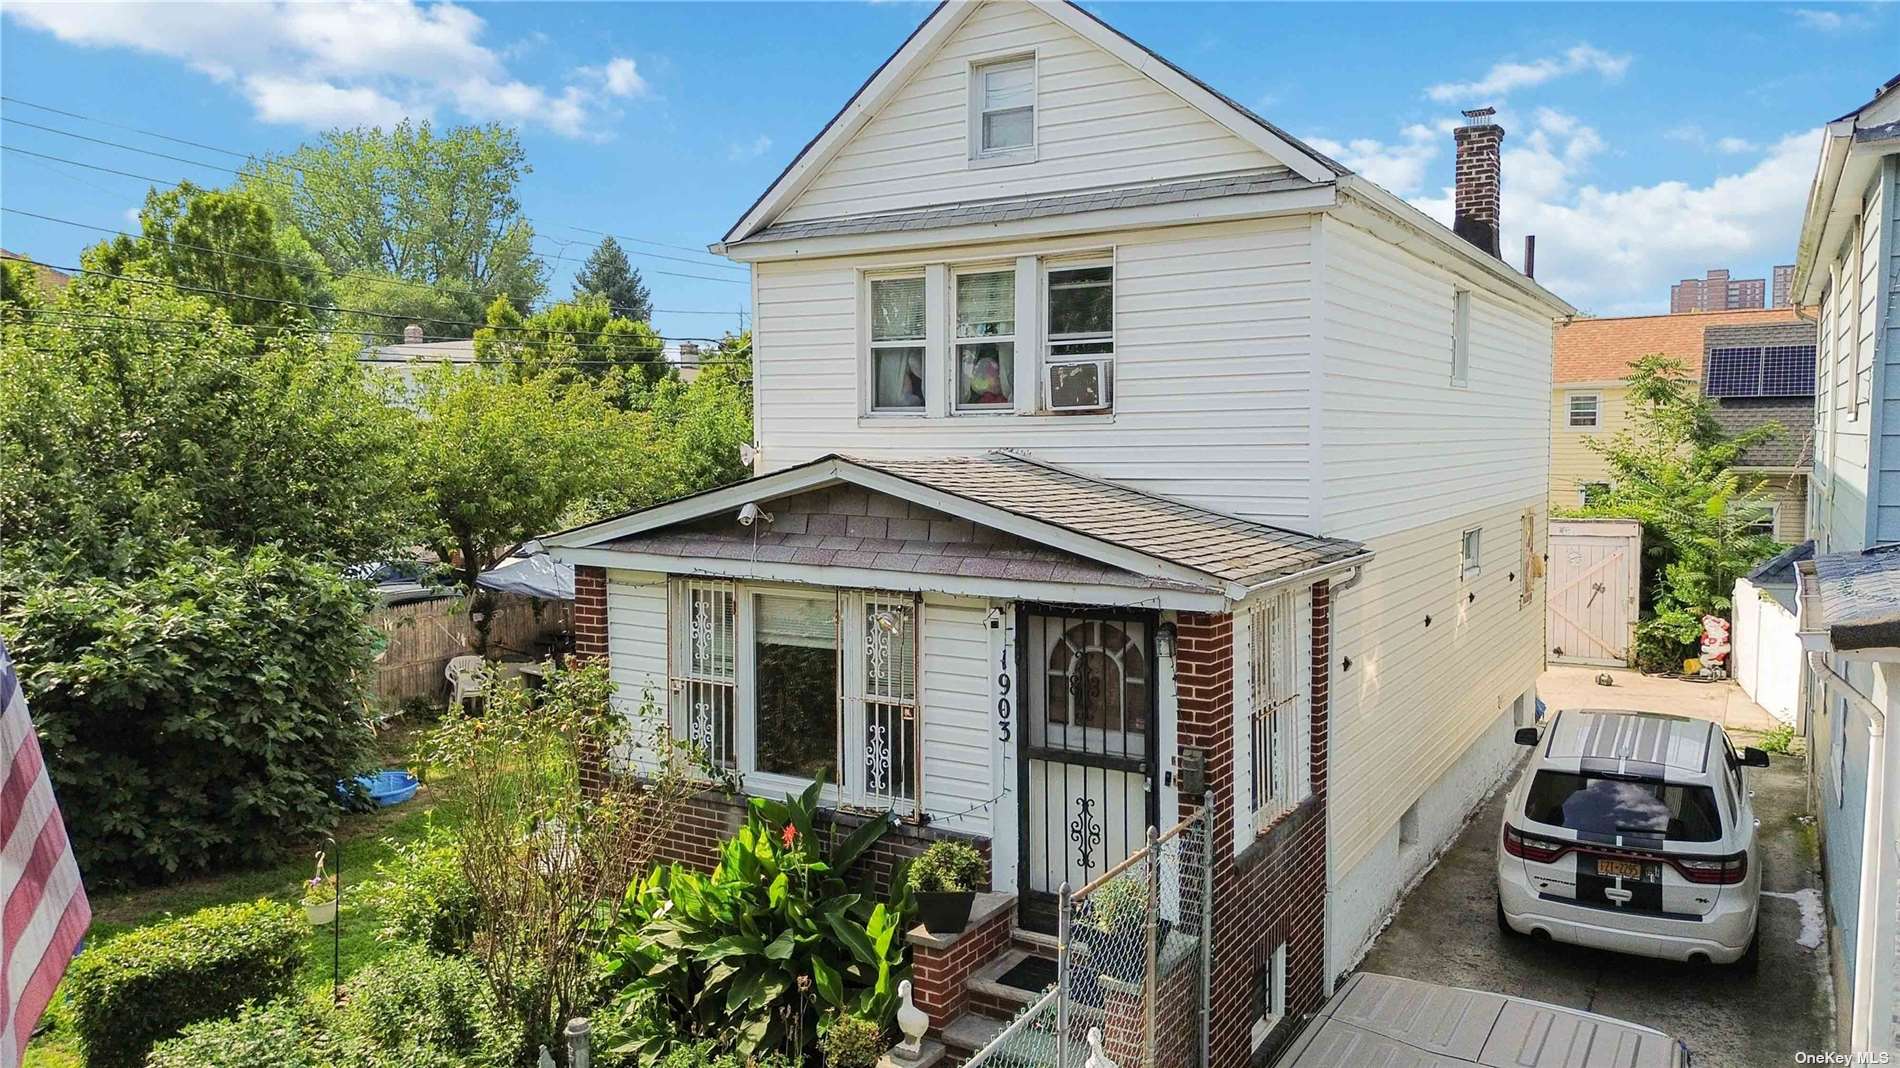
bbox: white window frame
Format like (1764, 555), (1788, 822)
(669, 579), (740, 773)
(1566, 392), (1600, 429)
(846, 592), (922, 810)
(668, 579), (924, 814)
(864, 272), (929, 416)
(1577, 481), (1610, 507)
(968, 54), (1038, 166)
(1043, 258), (1115, 412)
(1245, 589), (1307, 835)
(1450, 288), (1472, 387)
(1460, 526), (1482, 580)
(1251, 941), (1288, 1050)
(952, 264), (1019, 414)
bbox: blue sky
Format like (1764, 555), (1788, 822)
(2, 2), (1894, 332)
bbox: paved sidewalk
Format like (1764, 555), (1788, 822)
(1539, 665), (1781, 735)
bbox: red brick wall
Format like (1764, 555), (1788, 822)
(1176, 581), (1332, 1067)
(911, 905), (1012, 1030)
(573, 564), (608, 659)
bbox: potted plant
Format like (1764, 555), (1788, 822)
(907, 840), (987, 935)
(302, 851), (337, 925)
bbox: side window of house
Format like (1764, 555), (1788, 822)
(1566, 392), (1599, 429)
(1045, 264), (1114, 411)
(1251, 941), (1288, 1049)
(1578, 481), (1610, 507)
(1247, 589), (1306, 831)
(971, 57), (1034, 159)
(955, 268), (1016, 412)
(1460, 527), (1482, 579)
(869, 276), (927, 413)
(1450, 289), (1471, 386)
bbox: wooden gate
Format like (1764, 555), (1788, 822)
(1546, 519), (1641, 668)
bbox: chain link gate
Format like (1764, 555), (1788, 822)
(964, 798), (1213, 1068)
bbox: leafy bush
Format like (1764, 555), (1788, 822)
(1086, 877), (1150, 934)
(364, 828), (478, 955)
(145, 998), (339, 1068)
(65, 899), (304, 1068)
(336, 947), (522, 1068)
(1757, 723), (1797, 755)
(0, 543), (378, 885)
(820, 1015), (885, 1068)
(908, 840), (987, 894)
(652, 1041), (794, 1068)
(601, 782), (912, 1063)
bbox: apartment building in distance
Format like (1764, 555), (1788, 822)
(1670, 265), (1798, 312)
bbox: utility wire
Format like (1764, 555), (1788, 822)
(1, 95), (742, 266)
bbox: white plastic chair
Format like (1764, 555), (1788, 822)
(446, 655), (486, 710)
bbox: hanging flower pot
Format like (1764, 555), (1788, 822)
(301, 850), (337, 926)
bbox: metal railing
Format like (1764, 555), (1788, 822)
(965, 796), (1213, 1068)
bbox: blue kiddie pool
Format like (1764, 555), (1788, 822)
(338, 770), (419, 807)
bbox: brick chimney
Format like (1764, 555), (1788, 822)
(403, 322), (425, 344)
(1452, 107), (1504, 258)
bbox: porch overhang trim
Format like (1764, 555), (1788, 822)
(551, 547), (1232, 612)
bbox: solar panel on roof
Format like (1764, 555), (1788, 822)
(1706, 347), (1763, 397)
(1762, 345), (1817, 396)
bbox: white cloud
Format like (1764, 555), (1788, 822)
(1305, 123), (1446, 198)
(1426, 44), (1630, 104)
(727, 135), (774, 162)
(1789, 7), (1873, 30)
(1668, 125), (1761, 154)
(2, 1), (645, 137)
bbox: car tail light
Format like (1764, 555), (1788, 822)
(1502, 824), (1570, 864)
(1672, 851), (1748, 885)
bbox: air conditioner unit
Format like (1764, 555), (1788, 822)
(1045, 359), (1112, 412)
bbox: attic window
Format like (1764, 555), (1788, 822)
(971, 56), (1035, 161)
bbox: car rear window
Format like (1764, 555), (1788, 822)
(1524, 770), (1724, 842)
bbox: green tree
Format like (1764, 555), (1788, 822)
(244, 121), (545, 338)
(473, 294), (665, 388)
(0, 283), (415, 568)
(1, 258), (44, 309)
(80, 182), (330, 334)
(570, 236), (651, 322)
(1569, 355), (1784, 670)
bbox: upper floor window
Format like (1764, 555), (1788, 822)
(1045, 264), (1114, 411)
(971, 57), (1035, 160)
(1566, 392), (1600, 429)
(1450, 289), (1471, 386)
(955, 268), (1016, 412)
(869, 276), (926, 413)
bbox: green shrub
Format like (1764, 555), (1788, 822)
(907, 840), (987, 894)
(337, 947), (520, 1068)
(65, 899), (304, 1068)
(1757, 723), (1797, 755)
(820, 1015), (884, 1068)
(0, 543), (378, 885)
(365, 829), (478, 954)
(145, 998), (339, 1068)
(652, 1042), (794, 1068)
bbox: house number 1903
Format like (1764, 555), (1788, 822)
(996, 645), (1013, 743)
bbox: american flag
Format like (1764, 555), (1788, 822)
(0, 639), (90, 1068)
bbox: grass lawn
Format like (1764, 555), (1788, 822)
(25, 724), (454, 1068)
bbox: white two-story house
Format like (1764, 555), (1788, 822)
(546, 2), (1572, 1062)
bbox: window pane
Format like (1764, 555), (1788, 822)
(1048, 266), (1112, 338)
(1524, 771), (1723, 842)
(871, 277), (925, 342)
(957, 342), (1014, 407)
(956, 271), (1015, 337)
(982, 63), (1034, 110)
(873, 346), (925, 410)
(755, 593), (837, 780)
(982, 108), (1033, 152)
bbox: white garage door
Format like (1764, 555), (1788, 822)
(1546, 519), (1641, 668)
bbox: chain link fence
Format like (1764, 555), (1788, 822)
(965, 798), (1213, 1068)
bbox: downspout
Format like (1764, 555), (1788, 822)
(1320, 563), (1361, 995)
(1808, 650), (1888, 1053)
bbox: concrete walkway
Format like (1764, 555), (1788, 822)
(1539, 665), (1781, 735)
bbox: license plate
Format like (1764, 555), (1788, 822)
(1597, 858), (1643, 880)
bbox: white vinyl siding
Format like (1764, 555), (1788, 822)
(605, 571), (671, 770)
(753, 217), (1317, 527)
(774, 1), (1282, 224)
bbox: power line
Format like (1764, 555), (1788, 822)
(1, 95), (742, 268)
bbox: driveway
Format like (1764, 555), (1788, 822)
(1354, 673), (1829, 1067)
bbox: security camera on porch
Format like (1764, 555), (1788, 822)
(737, 502), (772, 527)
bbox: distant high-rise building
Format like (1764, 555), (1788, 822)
(1772, 264), (1796, 308)
(1671, 268), (1769, 312)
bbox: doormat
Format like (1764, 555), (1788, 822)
(996, 955), (1058, 992)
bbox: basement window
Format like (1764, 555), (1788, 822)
(1251, 941), (1288, 1050)
(1460, 527), (1482, 580)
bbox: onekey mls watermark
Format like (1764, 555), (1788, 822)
(1796, 1053), (1894, 1065)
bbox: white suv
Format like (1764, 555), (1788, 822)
(1497, 709), (1769, 967)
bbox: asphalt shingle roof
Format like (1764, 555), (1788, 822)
(743, 169), (1314, 244)
(1712, 398), (1814, 468)
(1807, 547), (1900, 651)
(1554, 308), (1804, 384)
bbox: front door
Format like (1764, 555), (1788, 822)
(1017, 606), (1158, 932)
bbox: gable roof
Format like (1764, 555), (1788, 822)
(718, 0), (1344, 247)
(544, 452), (1367, 601)
(1553, 307), (1801, 384)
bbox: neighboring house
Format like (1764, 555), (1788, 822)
(1788, 71), (1900, 1056)
(545, 2), (1572, 1062)
(1551, 307), (1813, 542)
(356, 323), (702, 393)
